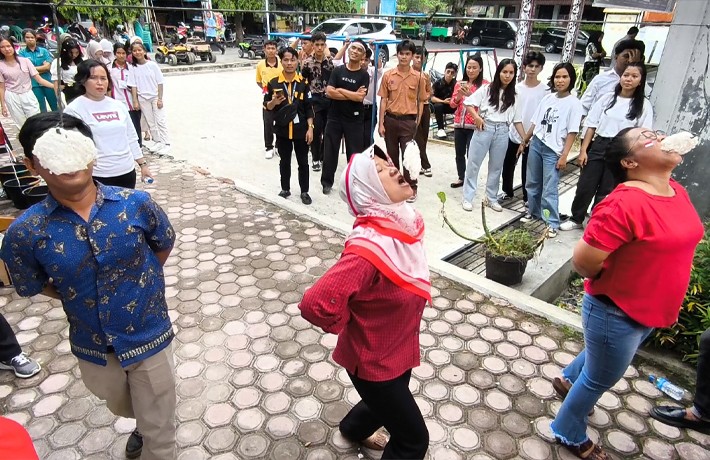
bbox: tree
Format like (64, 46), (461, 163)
(290, 0), (350, 14)
(212, 0), (263, 41)
(58, 0), (143, 32)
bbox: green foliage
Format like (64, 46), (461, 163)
(213, 0), (267, 11)
(398, 0), (449, 14)
(291, 0), (351, 13)
(437, 191), (547, 261)
(58, 0), (143, 28)
(652, 222), (710, 364)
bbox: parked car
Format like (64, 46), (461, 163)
(309, 18), (397, 64)
(539, 28), (590, 54)
(466, 19), (517, 49)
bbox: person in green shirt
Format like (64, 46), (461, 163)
(18, 29), (57, 112)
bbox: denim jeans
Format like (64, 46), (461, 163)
(462, 121), (509, 204)
(551, 294), (653, 446)
(525, 136), (561, 229)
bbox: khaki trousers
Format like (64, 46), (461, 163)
(138, 97), (170, 145)
(78, 343), (177, 460)
(5, 90), (40, 128)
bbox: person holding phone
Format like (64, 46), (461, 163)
(264, 47), (315, 205)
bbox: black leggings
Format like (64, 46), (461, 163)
(340, 370), (429, 459)
(129, 110), (142, 147)
(95, 169), (137, 189)
(0, 314), (22, 362)
(454, 128), (474, 182)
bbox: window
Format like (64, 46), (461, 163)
(370, 22), (387, 32)
(311, 22), (346, 35)
(344, 24), (359, 35)
(359, 22), (373, 34)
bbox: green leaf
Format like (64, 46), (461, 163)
(437, 191), (447, 204)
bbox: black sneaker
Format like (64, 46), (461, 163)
(0, 352), (41, 378)
(126, 430), (143, 459)
(278, 190), (291, 198)
(322, 186), (332, 195)
(301, 193), (312, 205)
(312, 161), (321, 172)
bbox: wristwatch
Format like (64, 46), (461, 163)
(308, 123), (315, 129)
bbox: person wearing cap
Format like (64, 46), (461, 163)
(377, 39), (428, 202)
(2, 111), (177, 460)
(320, 38), (370, 195)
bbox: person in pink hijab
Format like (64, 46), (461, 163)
(300, 144), (430, 459)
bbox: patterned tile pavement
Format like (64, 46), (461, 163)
(0, 154), (709, 460)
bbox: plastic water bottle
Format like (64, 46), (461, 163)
(143, 177), (154, 184)
(649, 375), (686, 401)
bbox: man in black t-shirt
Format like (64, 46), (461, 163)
(320, 39), (370, 194)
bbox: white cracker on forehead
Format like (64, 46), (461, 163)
(33, 128), (97, 175)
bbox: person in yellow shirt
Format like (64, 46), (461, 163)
(256, 40), (282, 159)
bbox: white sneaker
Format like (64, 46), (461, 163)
(560, 220), (583, 231)
(520, 213), (534, 223)
(143, 140), (158, 153)
(547, 228), (558, 238)
(436, 129), (447, 139)
(265, 149), (274, 159)
(157, 144), (171, 154)
(462, 201), (473, 212)
(486, 201), (503, 212)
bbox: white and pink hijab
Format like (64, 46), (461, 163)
(339, 145), (431, 302)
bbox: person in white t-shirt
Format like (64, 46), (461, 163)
(561, 63), (653, 231)
(501, 51), (549, 204)
(65, 60), (153, 189)
(127, 42), (170, 153)
(461, 59), (526, 212)
(109, 43), (142, 148)
(520, 63), (584, 237)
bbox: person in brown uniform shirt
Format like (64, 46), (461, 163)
(378, 40), (428, 202)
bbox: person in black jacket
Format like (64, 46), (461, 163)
(264, 47), (315, 205)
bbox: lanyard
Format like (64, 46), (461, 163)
(282, 81), (296, 104)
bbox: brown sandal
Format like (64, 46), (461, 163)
(553, 377), (595, 416)
(361, 430), (389, 451)
(560, 439), (609, 460)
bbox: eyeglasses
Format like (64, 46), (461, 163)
(626, 129), (665, 156)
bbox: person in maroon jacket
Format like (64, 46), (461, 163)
(300, 144), (430, 459)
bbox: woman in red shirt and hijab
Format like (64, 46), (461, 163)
(550, 127), (703, 460)
(300, 144), (430, 459)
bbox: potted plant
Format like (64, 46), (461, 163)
(437, 192), (549, 286)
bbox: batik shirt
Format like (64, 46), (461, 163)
(301, 55), (334, 111)
(0, 184), (175, 367)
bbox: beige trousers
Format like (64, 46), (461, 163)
(138, 97), (170, 145)
(78, 343), (176, 460)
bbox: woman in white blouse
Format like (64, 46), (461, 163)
(461, 58), (526, 212)
(50, 38), (83, 104)
(560, 62), (653, 231)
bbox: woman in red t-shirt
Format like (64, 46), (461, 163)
(550, 127), (703, 459)
(300, 144), (431, 459)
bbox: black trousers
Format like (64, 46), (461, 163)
(413, 105), (431, 170)
(340, 370), (429, 460)
(569, 137), (615, 224)
(263, 108), (275, 150)
(206, 36), (225, 53)
(501, 139), (528, 201)
(432, 103), (455, 131)
(95, 169), (138, 189)
(276, 137), (309, 193)
(362, 105), (374, 147)
(0, 314), (21, 362)
(321, 118), (364, 188)
(695, 329), (710, 418)
(453, 128), (474, 182)
(311, 109), (328, 163)
(129, 110), (142, 148)
(383, 115), (418, 191)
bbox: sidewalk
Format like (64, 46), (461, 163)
(0, 125), (707, 458)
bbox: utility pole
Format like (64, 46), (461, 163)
(560, 0), (584, 63)
(513, 0), (535, 79)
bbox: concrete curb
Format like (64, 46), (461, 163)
(161, 61), (256, 75)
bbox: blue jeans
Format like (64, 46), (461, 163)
(31, 85), (58, 112)
(525, 136), (561, 229)
(462, 121), (509, 204)
(551, 294), (653, 446)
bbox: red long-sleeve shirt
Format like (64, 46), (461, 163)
(299, 253), (426, 382)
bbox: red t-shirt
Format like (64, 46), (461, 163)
(299, 253), (425, 382)
(584, 180), (703, 328)
(0, 417), (39, 460)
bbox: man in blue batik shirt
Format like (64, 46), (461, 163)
(0, 112), (176, 460)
